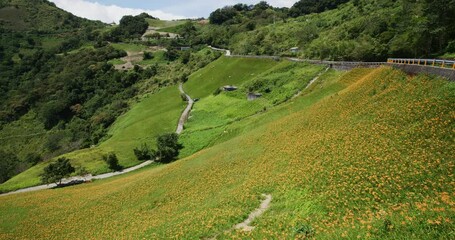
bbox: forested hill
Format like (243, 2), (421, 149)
(0, 0), (104, 32)
(181, 0), (455, 61)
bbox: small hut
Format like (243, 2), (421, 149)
(223, 85), (238, 91)
(247, 92), (262, 101)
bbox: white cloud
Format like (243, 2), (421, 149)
(49, 0), (188, 23)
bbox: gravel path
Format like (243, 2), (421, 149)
(234, 194), (273, 231)
(207, 194), (272, 239)
(176, 83), (194, 134)
(0, 160), (153, 197)
(293, 66), (330, 99)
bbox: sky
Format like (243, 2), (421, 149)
(49, 0), (298, 23)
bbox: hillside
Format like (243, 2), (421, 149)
(180, 0), (455, 61)
(0, 0), (104, 32)
(0, 0), (454, 239)
(0, 66), (452, 239)
(0, 56), (277, 192)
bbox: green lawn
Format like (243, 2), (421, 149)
(110, 43), (148, 52)
(146, 19), (186, 28)
(184, 56), (279, 99)
(137, 50), (167, 65)
(108, 58), (126, 65)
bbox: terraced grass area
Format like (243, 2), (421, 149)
(180, 59), (326, 157)
(1, 67), (452, 239)
(110, 43), (148, 52)
(0, 86), (185, 192)
(146, 19), (186, 28)
(184, 56), (280, 99)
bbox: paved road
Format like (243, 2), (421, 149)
(208, 46), (231, 56)
(0, 160), (153, 197)
(176, 83), (194, 134)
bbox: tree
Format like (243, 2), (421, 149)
(41, 158), (75, 185)
(289, 0), (349, 17)
(0, 150), (18, 184)
(151, 133), (183, 163)
(180, 21), (197, 39)
(103, 152), (122, 171)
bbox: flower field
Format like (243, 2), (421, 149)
(0, 67), (453, 239)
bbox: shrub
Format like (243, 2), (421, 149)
(133, 143), (151, 161)
(103, 152), (122, 171)
(143, 51), (154, 60)
(41, 157), (75, 185)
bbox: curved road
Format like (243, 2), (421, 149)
(0, 160), (153, 197)
(176, 83), (194, 134)
(2, 83), (194, 197)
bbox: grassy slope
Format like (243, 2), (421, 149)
(1, 67), (452, 239)
(184, 56), (279, 99)
(0, 87), (185, 192)
(180, 59), (326, 157)
(110, 43), (148, 52)
(0, 56), (281, 192)
(146, 18), (186, 28)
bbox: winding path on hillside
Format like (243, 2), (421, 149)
(176, 83), (194, 134)
(293, 66), (331, 99)
(208, 194), (272, 239)
(0, 160), (153, 197)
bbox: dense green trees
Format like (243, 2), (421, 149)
(289, 0), (350, 17)
(203, 0), (455, 61)
(105, 14), (149, 42)
(0, 151), (19, 184)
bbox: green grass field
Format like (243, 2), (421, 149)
(137, 50), (167, 65)
(146, 19), (186, 29)
(180, 59), (326, 157)
(110, 43), (148, 52)
(184, 56), (279, 99)
(1, 67), (452, 239)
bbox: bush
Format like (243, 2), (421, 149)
(133, 143), (151, 161)
(41, 157), (75, 185)
(143, 51), (154, 60)
(103, 152), (122, 171)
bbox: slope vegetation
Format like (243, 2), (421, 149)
(0, 56), (280, 192)
(1, 67), (452, 239)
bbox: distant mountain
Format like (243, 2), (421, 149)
(0, 0), (104, 32)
